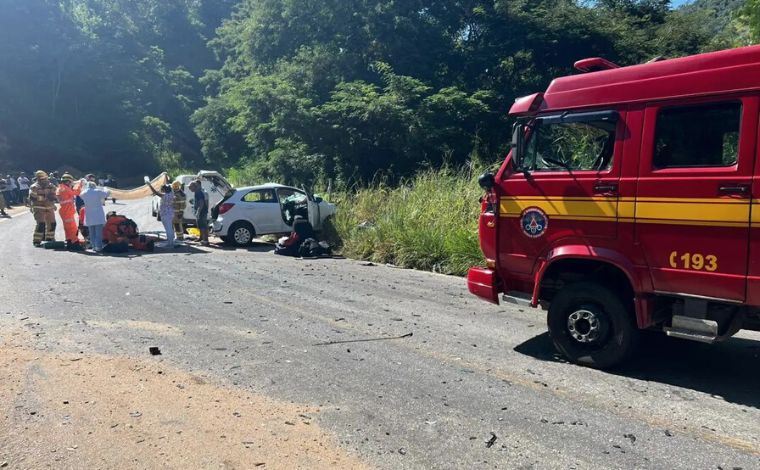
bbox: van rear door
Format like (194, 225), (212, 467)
(636, 97), (757, 302)
(498, 110), (624, 274)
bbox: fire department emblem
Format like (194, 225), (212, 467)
(521, 207), (548, 238)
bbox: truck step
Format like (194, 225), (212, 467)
(663, 315), (718, 344)
(502, 291), (532, 307)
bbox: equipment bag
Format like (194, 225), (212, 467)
(298, 238), (332, 258)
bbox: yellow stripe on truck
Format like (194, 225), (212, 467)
(500, 197), (617, 219)
(500, 196), (753, 227)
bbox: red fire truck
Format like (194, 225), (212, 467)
(468, 45), (760, 369)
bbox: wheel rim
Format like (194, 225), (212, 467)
(566, 306), (609, 345)
(233, 227), (251, 244)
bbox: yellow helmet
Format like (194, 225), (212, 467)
(61, 173), (74, 182)
(172, 181), (182, 191)
(35, 170), (48, 179)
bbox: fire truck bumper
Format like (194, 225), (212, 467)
(467, 267), (501, 305)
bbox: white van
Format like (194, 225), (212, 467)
(151, 171), (233, 226)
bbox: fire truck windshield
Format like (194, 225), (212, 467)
(522, 114), (617, 172)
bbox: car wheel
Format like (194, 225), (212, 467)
(547, 281), (638, 370)
(228, 221), (254, 247)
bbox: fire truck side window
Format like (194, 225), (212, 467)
(525, 119), (616, 172)
(653, 102), (741, 169)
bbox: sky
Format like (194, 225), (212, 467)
(671, 0), (693, 6)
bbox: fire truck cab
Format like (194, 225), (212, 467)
(469, 45), (760, 369)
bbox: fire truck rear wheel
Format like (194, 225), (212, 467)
(547, 281), (638, 370)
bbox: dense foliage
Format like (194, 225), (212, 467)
(0, 0), (235, 174)
(326, 167), (484, 275)
(0, 0), (755, 183)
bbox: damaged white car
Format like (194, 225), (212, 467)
(210, 183), (336, 246)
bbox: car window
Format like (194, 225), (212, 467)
(653, 102), (741, 169)
(278, 189), (307, 205)
(243, 189), (277, 203)
(278, 189), (309, 225)
(524, 117), (616, 172)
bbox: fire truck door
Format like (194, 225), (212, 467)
(498, 110), (623, 274)
(636, 98), (757, 302)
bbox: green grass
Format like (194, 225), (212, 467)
(324, 167), (485, 276)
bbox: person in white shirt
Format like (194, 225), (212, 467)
(80, 182), (110, 252)
(17, 173), (30, 205)
(2, 175), (14, 207)
(147, 178), (176, 248)
(7, 175), (18, 205)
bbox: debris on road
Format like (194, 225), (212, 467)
(624, 433), (637, 444)
(486, 432), (497, 448)
(313, 332), (413, 346)
(361, 262), (376, 267)
(149, 347), (161, 356)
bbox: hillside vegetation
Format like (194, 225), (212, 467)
(0, 0), (757, 183)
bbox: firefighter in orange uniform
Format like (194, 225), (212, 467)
(56, 173), (83, 251)
(29, 171), (58, 246)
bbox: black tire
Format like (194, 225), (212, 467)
(547, 281), (638, 369)
(228, 221), (255, 247)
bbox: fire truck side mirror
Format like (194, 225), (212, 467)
(478, 172), (495, 190)
(511, 122), (526, 171)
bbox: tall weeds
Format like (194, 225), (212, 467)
(326, 167), (484, 276)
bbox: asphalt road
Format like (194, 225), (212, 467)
(1, 198), (760, 469)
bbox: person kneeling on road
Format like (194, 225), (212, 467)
(275, 216), (332, 257)
(102, 212), (157, 253)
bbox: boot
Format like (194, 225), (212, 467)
(67, 241), (84, 252)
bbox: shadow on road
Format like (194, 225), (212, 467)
(206, 241), (274, 253)
(71, 243), (211, 257)
(515, 332), (760, 409)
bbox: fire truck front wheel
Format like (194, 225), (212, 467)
(547, 281), (638, 369)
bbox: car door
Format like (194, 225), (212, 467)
(499, 109), (624, 274)
(307, 196), (322, 229)
(240, 189), (280, 234)
(636, 96), (757, 302)
(275, 188), (310, 232)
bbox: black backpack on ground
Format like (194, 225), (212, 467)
(298, 238), (332, 258)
